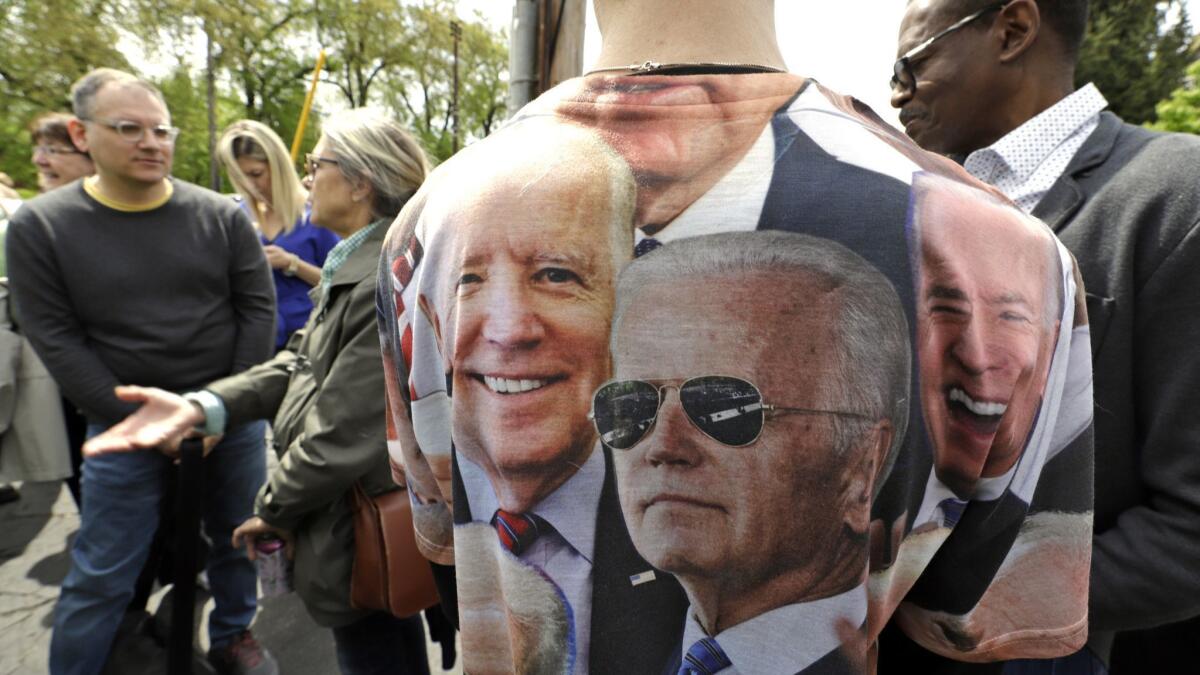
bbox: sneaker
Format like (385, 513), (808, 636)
(206, 630), (278, 675)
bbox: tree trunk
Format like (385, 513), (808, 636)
(206, 21), (220, 192)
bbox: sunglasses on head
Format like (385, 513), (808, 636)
(589, 375), (872, 450)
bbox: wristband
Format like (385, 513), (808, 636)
(283, 254), (299, 277)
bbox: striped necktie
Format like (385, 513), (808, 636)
(491, 509), (542, 556)
(939, 497), (968, 528)
(678, 637), (733, 675)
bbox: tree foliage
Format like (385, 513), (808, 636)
(1077, 0), (1195, 124)
(0, 0), (508, 190)
(0, 0), (131, 187)
(318, 0), (508, 161)
(1149, 59), (1200, 133)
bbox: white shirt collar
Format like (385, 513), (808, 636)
(680, 585), (868, 675)
(458, 446), (606, 564)
(637, 121), (774, 246)
(965, 83), (1107, 184)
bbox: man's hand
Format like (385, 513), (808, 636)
(232, 517), (295, 561)
(82, 386), (204, 457)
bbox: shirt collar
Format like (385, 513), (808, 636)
(637, 120), (774, 245)
(968, 83), (1107, 182)
(459, 445), (606, 564)
(680, 585), (868, 675)
(320, 218), (384, 290)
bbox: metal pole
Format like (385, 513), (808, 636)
(508, 0), (539, 116)
(451, 20), (461, 153)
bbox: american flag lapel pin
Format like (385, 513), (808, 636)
(630, 570), (656, 586)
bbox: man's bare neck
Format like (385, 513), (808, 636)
(592, 1), (786, 73)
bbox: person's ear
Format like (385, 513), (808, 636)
(844, 420), (893, 535)
(67, 119), (89, 154)
(996, 0), (1041, 63)
(351, 181), (371, 204)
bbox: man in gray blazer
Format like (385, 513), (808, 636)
(890, 0), (1200, 672)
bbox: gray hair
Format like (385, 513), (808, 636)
(71, 68), (167, 121)
(614, 231), (911, 487)
(321, 108), (429, 221)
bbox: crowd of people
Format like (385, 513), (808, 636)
(1, 68), (441, 675)
(0, 1), (1197, 674)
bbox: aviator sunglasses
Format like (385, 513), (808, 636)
(589, 375), (872, 450)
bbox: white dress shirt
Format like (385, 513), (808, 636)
(636, 120), (775, 248)
(459, 448), (606, 675)
(964, 83), (1108, 213)
(679, 585), (869, 674)
(913, 466), (1014, 530)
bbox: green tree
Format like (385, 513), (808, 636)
(1077, 0), (1194, 124)
(1150, 59), (1200, 133)
(312, 0), (508, 162)
(0, 0), (131, 189)
(380, 2), (508, 160)
(154, 66), (245, 186)
(125, 0), (323, 184)
(315, 0), (413, 107)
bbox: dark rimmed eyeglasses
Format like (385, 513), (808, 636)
(304, 153), (340, 176)
(890, 1), (1008, 96)
(589, 375), (872, 450)
(85, 118), (180, 144)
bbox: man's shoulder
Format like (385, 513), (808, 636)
(1100, 113), (1200, 169)
(167, 179), (242, 216)
(7, 180), (92, 233)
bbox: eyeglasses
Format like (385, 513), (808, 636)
(32, 145), (83, 156)
(305, 153), (340, 176)
(890, 1), (1008, 95)
(589, 375), (871, 450)
(86, 118), (180, 144)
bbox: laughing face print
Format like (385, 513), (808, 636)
(911, 172), (1061, 501)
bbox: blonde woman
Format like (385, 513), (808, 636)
(217, 120), (340, 349)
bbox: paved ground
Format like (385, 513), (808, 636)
(0, 480), (461, 675)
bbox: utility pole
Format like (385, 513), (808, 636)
(451, 20), (462, 154)
(508, 0), (585, 117)
(538, 0), (585, 94)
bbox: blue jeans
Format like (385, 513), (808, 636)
(331, 611), (430, 675)
(50, 421), (266, 675)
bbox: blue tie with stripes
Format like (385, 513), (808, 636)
(677, 637), (733, 675)
(634, 237), (663, 258)
(939, 497), (967, 528)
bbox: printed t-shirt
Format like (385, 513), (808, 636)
(376, 73), (1094, 674)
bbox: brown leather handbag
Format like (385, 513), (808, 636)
(349, 482), (439, 617)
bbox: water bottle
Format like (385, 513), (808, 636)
(254, 534), (293, 598)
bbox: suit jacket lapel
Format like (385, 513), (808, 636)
(590, 447), (688, 675)
(1033, 112), (1121, 232)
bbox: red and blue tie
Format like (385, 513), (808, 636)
(491, 509), (542, 556)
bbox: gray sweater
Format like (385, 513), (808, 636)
(5, 179), (275, 424)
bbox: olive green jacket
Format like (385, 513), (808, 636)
(207, 222), (394, 627)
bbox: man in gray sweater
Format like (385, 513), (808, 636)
(5, 68), (277, 675)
